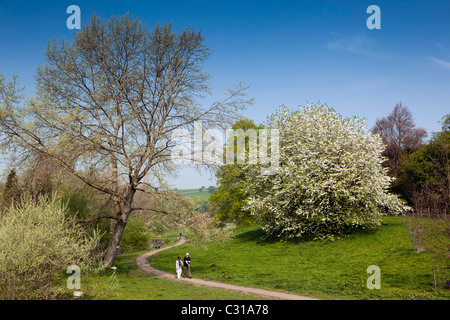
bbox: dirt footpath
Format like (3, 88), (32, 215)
(136, 238), (319, 300)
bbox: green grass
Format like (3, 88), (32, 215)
(148, 216), (450, 300)
(102, 251), (272, 300)
(88, 232), (272, 300)
(176, 188), (213, 200)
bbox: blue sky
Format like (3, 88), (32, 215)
(0, 0), (449, 188)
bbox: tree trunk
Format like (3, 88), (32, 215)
(103, 219), (127, 267)
(102, 188), (136, 267)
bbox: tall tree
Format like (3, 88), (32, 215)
(0, 14), (251, 266)
(209, 118), (263, 226)
(372, 102), (427, 178)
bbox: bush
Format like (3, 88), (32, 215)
(245, 103), (408, 240)
(119, 218), (151, 253)
(0, 196), (102, 299)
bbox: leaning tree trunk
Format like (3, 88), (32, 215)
(103, 218), (128, 267)
(102, 187), (136, 267)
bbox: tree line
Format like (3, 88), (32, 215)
(211, 104), (448, 224)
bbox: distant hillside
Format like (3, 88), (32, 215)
(176, 187), (216, 200)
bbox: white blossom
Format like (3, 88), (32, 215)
(244, 103), (409, 240)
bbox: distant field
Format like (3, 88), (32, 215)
(176, 188), (214, 200)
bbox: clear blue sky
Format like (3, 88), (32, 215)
(1, 0), (449, 188)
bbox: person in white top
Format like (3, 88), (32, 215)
(176, 256), (183, 279)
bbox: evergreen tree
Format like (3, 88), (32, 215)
(1, 169), (21, 210)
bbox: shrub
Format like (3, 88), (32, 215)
(119, 218), (151, 253)
(0, 196), (102, 299)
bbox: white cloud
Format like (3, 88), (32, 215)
(429, 57), (450, 70)
(326, 32), (386, 58)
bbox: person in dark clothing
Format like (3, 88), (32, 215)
(183, 252), (191, 278)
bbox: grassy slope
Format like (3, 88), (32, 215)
(176, 188), (213, 200)
(149, 216), (450, 300)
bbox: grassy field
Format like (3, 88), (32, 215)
(104, 252), (271, 300)
(92, 233), (271, 300)
(176, 188), (214, 200)
(148, 215), (450, 300)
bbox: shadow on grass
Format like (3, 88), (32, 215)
(233, 222), (382, 246)
(233, 226), (316, 245)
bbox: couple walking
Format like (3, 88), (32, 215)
(176, 253), (191, 279)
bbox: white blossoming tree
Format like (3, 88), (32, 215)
(244, 103), (408, 240)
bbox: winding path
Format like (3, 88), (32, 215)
(136, 238), (319, 300)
